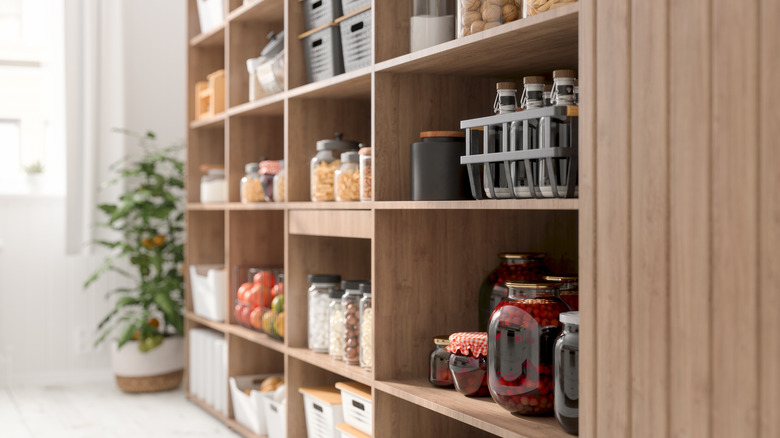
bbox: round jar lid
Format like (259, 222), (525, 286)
(497, 252), (545, 260)
(260, 30), (285, 58)
(544, 84), (553, 92)
(317, 133), (359, 151)
(496, 81), (517, 90)
(433, 335), (451, 347)
(308, 274), (341, 284)
(420, 130), (466, 139)
(505, 280), (559, 290)
(259, 160), (281, 175)
(342, 280), (368, 292)
(200, 164), (224, 174)
(329, 288), (345, 299)
(544, 275), (578, 283)
(359, 283), (371, 294)
(446, 332), (487, 358)
(358, 146), (372, 155)
(340, 151), (359, 162)
(245, 162), (259, 174)
(553, 69), (576, 79)
(560, 311), (580, 325)
(523, 76), (546, 85)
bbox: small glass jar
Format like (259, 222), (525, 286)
(328, 288), (346, 360)
(308, 274), (341, 353)
(487, 281), (569, 416)
(359, 284), (373, 370)
(259, 160), (281, 202)
(342, 280), (368, 365)
(311, 133), (359, 202)
(334, 151), (360, 202)
(538, 69), (578, 199)
(241, 162), (264, 203)
(458, 0), (520, 38)
(200, 165), (226, 203)
(446, 332), (489, 397)
(545, 275), (578, 311)
(359, 146), (372, 201)
(411, 0), (456, 52)
(493, 81), (518, 114)
(478, 253), (549, 331)
(523, 0), (577, 18)
(273, 160), (286, 202)
(555, 311), (579, 435)
(429, 336), (453, 388)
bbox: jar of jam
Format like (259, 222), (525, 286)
(429, 336), (453, 388)
(478, 253), (549, 331)
(446, 332), (489, 397)
(554, 311), (579, 435)
(487, 281), (569, 416)
(545, 275), (578, 311)
(259, 160), (281, 202)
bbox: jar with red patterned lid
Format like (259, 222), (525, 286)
(545, 275), (578, 311)
(259, 160), (281, 202)
(478, 253), (549, 331)
(487, 281), (569, 416)
(447, 332), (489, 397)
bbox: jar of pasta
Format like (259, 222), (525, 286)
(334, 151), (360, 202)
(311, 133), (359, 202)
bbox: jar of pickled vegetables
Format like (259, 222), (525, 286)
(429, 336), (453, 388)
(487, 281), (569, 416)
(478, 253), (549, 331)
(545, 275), (578, 311)
(447, 332), (489, 397)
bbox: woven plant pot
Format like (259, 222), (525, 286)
(111, 336), (184, 393)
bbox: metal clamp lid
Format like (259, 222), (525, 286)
(316, 132), (360, 151)
(260, 30), (285, 58)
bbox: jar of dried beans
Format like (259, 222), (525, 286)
(447, 332), (489, 397)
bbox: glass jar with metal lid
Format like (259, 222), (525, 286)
(359, 283), (372, 370)
(308, 274), (341, 353)
(311, 133), (359, 201)
(334, 151), (360, 202)
(342, 280), (368, 365)
(545, 275), (578, 311)
(359, 145), (372, 201)
(200, 165), (226, 203)
(487, 281), (569, 416)
(429, 335), (454, 388)
(240, 162), (263, 203)
(478, 253), (549, 331)
(273, 159), (286, 202)
(555, 311), (579, 435)
(328, 288), (346, 360)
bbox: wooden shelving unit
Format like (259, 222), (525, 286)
(185, 1), (580, 437)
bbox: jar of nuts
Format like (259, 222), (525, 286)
(334, 151), (360, 202)
(311, 133), (359, 202)
(240, 162), (264, 203)
(523, 0), (577, 18)
(358, 283), (372, 371)
(359, 146), (372, 201)
(308, 274), (341, 353)
(458, 0), (520, 38)
(447, 332), (490, 397)
(341, 280), (368, 365)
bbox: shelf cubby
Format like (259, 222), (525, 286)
(226, 114), (284, 202)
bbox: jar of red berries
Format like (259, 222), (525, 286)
(545, 275), (579, 311)
(429, 335), (453, 388)
(487, 281), (569, 416)
(478, 253), (549, 331)
(447, 332), (489, 397)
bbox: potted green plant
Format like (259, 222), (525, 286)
(23, 160), (45, 192)
(84, 130), (186, 393)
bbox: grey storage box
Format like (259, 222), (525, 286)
(337, 7), (371, 73)
(341, 0), (371, 15)
(300, 23), (345, 83)
(302, 0), (342, 31)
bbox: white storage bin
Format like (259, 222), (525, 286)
(262, 392), (287, 438)
(336, 423), (371, 438)
(189, 265), (226, 322)
(335, 382), (372, 436)
(300, 386), (344, 438)
(196, 0), (225, 34)
(230, 374), (282, 435)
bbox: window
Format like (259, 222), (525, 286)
(0, 119), (21, 177)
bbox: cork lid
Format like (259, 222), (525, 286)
(553, 69), (577, 79)
(420, 131), (466, 139)
(358, 145), (372, 155)
(523, 76), (546, 85)
(496, 81), (517, 90)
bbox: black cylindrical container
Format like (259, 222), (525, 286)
(410, 131), (471, 200)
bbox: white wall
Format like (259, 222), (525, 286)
(0, 0), (185, 385)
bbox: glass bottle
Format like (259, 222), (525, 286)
(334, 151), (360, 202)
(308, 274), (341, 353)
(555, 311), (579, 435)
(328, 288), (346, 360)
(509, 76), (546, 198)
(341, 280), (367, 365)
(483, 82), (517, 198)
(359, 284), (373, 370)
(478, 253), (549, 331)
(429, 336), (453, 387)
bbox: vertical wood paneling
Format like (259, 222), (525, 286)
(711, 0), (760, 436)
(669, 0), (713, 437)
(595, 0), (631, 435)
(629, 0), (668, 435)
(759, 0), (780, 436)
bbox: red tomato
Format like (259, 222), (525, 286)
(234, 303), (243, 323)
(239, 305), (251, 326)
(237, 282), (252, 303)
(271, 282), (283, 299)
(253, 271), (276, 290)
(248, 283), (261, 309)
(250, 307), (262, 329)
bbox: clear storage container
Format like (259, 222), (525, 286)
(358, 146), (372, 201)
(358, 284), (372, 370)
(458, 0), (520, 38)
(429, 335), (454, 387)
(273, 160), (286, 202)
(328, 288), (346, 360)
(309, 274), (342, 353)
(241, 162), (264, 203)
(311, 133), (359, 202)
(255, 31), (285, 96)
(487, 281), (569, 416)
(545, 275), (578, 311)
(411, 0), (456, 52)
(555, 311), (579, 435)
(259, 160), (281, 202)
(447, 332), (489, 397)
(523, 0), (577, 18)
(334, 151), (360, 202)
(201, 165), (226, 203)
(341, 280), (367, 365)
(478, 253), (549, 331)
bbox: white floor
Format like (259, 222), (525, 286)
(0, 382), (239, 438)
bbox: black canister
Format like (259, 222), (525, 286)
(410, 131), (472, 201)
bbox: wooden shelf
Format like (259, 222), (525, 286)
(374, 379), (569, 438)
(287, 67), (372, 100)
(225, 324), (286, 354)
(375, 4), (579, 76)
(187, 202), (230, 211)
(228, 93), (284, 117)
(227, 0), (284, 24)
(288, 209), (373, 239)
(185, 311), (228, 333)
(189, 23), (226, 48)
(286, 347), (373, 387)
(373, 199), (579, 211)
(190, 112), (226, 129)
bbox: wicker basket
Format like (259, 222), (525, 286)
(115, 369), (184, 393)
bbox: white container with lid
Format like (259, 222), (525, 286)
(299, 386), (344, 438)
(200, 165), (226, 203)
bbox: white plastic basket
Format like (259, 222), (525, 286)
(189, 265), (226, 322)
(300, 386), (344, 438)
(262, 392), (287, 438)
(229, 374), (283, 435)
(336, 423), (371, 438)
(196, 0), (225, 34)
(335, 382), (372, 435)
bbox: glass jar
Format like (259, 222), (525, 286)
(447, 332), (489, 397)
(200, 165), (226, 203)
(259, 160), (281, 202)
(342, 280), (368, 365)
(359, 146), (372, 201)
(429, 336), (453, 388)
(539, 69), (578, 198)
(523, 0), (577, 18)
(554, 311), (579, 435)
(240, 162), (264, 203)
(359, 284), (373, 370)
(334, 151), (360, 202)
(311, 133), (359, 202)
(308, 274), (341, 353)
(545, 275), (578, 311)
(328, 288), (346, 360)
(273, 160), (286, 202)
(478, 253), (548, 331)
(487, 281), (569, 416)
(411, 0), (456, 52)
(458, 0), (520, 38)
